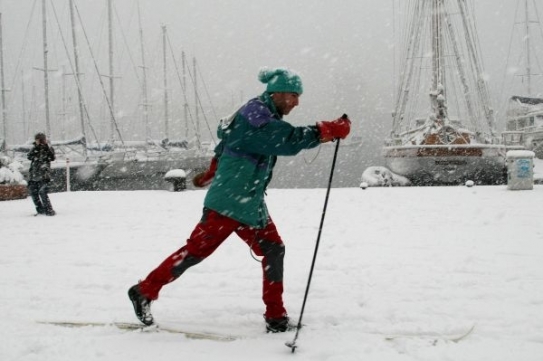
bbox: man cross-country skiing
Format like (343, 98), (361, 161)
(128, 67), (351, 333)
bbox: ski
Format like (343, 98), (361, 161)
(37, 321), (238, 342)
(37, 320), (473, 345)
(383, 324), (475, 343)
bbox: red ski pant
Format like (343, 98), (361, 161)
(138, 208), (287, 319)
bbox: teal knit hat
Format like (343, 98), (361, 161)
(258, 67), (303, 95)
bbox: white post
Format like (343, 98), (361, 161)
(66, 158), (71, 192)
(506, 150), (534, 190)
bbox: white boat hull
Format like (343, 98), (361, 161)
(520, 130), (543, 158)
(383, 144), (507, 185)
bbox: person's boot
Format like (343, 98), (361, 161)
(128, 284), (154, 326)
(265, 316), (296, 333)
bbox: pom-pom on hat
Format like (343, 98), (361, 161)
(258, 67), (303, 95)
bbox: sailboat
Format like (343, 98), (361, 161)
(6, 0), (214, 191)
(92, 19), (214, 190)
(383, 0), (506, 185)
(501, 0), (543, 158)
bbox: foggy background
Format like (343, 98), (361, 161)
(0, 0), (539, 187)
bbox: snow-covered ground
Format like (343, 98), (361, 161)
(1, 185), (543, 361)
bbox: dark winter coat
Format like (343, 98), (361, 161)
(203, 92), (321, 228)
(27, 143), (55, 182)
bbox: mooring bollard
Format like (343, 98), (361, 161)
(506, 150), (535, 191)
(164, 169), (187, 192)
(66, 158), (71, 192)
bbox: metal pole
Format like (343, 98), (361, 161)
(66, 157), (71, 192)
(42, 0), (51, 137)
(182, 51), (188, 138)
(137, 0), (150, 140)
(61, 66), (67, 140)
(108, 0), (115, 144)
(524, 0), (532, 95)
(286, 137), (342, 353)
(22, 71), (27, 140)
(0, 13), (7, 144)
(69, 0), (87, 155)
(162, 25), (169, 139)
(193, 57), (198, 141)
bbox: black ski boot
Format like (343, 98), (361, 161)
(128, 284), (154, 326)
(35, 206), (46, 216)
(265, 316), (296, 333)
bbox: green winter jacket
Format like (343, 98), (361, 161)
(203, 92), (321, 228)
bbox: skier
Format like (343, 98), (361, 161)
(27, 133), (56, 216)
(128, 67), (351, 333)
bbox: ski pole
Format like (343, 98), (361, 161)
(286, 135), (342, 353)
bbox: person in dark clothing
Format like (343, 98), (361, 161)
(27, 132), (56, 216)
(128, 67), (351, 333)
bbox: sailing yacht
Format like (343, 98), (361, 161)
(383, 0), (506, 185)
(501, 0), (543, 158)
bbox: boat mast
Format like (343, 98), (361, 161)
(69, 0), (87, 156)
(107, 0), (115, 144)
(41, 0), (51, 137)
(137, 1), (150, 141)
(391, 1), (425, 138)
(456, 0), (496, 136)
(430, 0), (448, 124)
(445, 6), (478, 130)
(0, 13), (7, 144)
(162, 25), (169, 140)
(61, 66), (67, 139)
(21, 71), (27, 140)
(431, 0), (440, 92)
(193, 56), (199, 144)
(524, 0), (533, 95)
(182, 50), (188, 139)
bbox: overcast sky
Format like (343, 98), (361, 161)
(0, 0), (538, 145)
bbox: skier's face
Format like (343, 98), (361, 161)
(272, 92), (300, 116)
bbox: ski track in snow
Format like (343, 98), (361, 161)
(1, 186), (543, 360)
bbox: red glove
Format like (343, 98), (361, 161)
(192, 157), (218, 187)
(316, 114), (351, 142)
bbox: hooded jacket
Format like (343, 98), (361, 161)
(203, 92), (320, 228)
